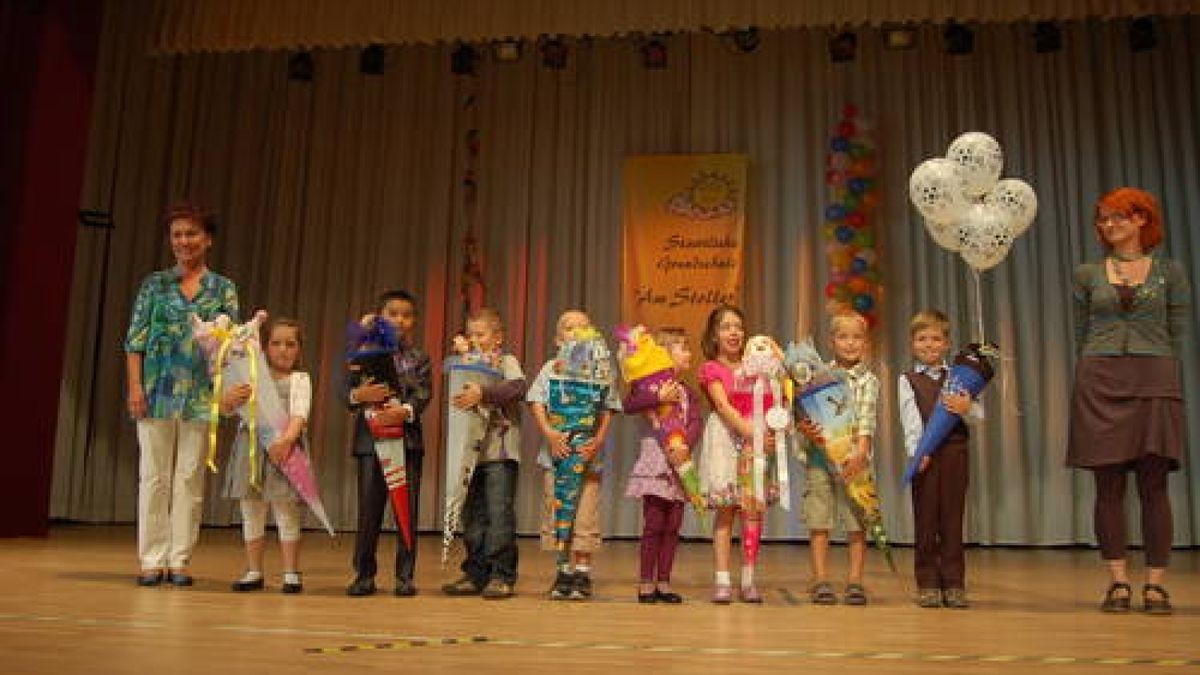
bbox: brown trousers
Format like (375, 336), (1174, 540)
(911, 441), (969, 590)
(1092, 454), (1174, 568)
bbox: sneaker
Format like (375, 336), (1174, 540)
(136, 570), (164, 587)
(917, 588), (942, 608)
(393, 579), (418, 597)
(481, 579), (515, 599)
(549, 571), (575, 600)
(569, 573), (593, 600)
(441, 575), (484, 596)
(942, 588), (969, 609)
(712, 584), (733, 604)
(280, 573), (303, 594)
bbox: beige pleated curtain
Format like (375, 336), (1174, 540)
(54, 0), (1200, 547)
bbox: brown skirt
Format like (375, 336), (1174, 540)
(1067, 355), (1184, 469)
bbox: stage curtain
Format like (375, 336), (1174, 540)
(54, 0), (1200, 547)
(146, 0), (1200, 54)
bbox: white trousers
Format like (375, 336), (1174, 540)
(239, 498), (302, 543)
(136, 419), (207, 570)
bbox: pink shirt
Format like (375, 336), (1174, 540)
(699, 360), (774, 419)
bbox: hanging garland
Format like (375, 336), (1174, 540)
(822, 104), (881, 327)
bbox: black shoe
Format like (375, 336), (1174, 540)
(548, 571), (575, 600)
(394, 579), (418, 597)
(136, 571), (164, 587)
(281, 574), (303, 594)
(569, 573), (593, 601)
(166, 572), (194, 587)
(637, 589), (658, 604)
(231, 576), (265, 592)
(441, 575), (484, 596)
(346, 577), (377, 597)
(655, 589), (684, 604)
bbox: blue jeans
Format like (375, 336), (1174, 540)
(461, 460), (519, 585)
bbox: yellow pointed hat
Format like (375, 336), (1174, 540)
(617, 325), (675, 382)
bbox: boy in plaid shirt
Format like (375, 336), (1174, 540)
(800, 311), (879, 606)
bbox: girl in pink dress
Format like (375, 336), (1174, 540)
(697, 305), (778, 603)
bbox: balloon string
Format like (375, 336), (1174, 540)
(970, 267), (985, 343)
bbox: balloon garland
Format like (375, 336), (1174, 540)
(823, 104), (881, 327)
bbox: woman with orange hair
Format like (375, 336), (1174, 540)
(1068, 187), (1190, 615)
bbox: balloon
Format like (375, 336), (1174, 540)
(924, 218), (963, 252)
(823, 224), (837, 240)
(947, 131), (1004, 198)
(848, 276), (870, 294)
(826, 170), (847, 187)
(835, 225), (856, 243)
(826, 204), (847, 221)
(957, 203), (1015, 271)
(851, 257), (869, 274)
(853, 294), (875, 312)
(855, 248), (877, 264)
(831, 137), (850, 153)
(842, 193), (861, 211)
(984, 178), (1038, 236)
(909, 158), (969, 224)
(829, 153), (850, 170)
(853, 230), (874, 247)
(849, 144), (871, 160)
(863, 269), (881, 283)
(863, 312), (878, 329)
(846, 212), (866, 228)
(850, 158), (875, 176)
(824, 282), (839, 298)
(848, 177), (867, 194)
(837, 121), (857, 137)
(831, 270), (849, 284)
(860, 192), (880, 210)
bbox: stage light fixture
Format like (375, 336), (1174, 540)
(884, 25), (916, 50)
(494, 39), (521, 63)
(1129, 16), (1157, 52)
(829, 31), (857, 63)
(731, 27), (760, 54)
(1033, 21), (1062, 53)
(944, 21), (974, 55)
(540, 36), (568, 69)
(451, 43), (480, 75)
(288, 51), (314, 82)
(641, 36), (668, 69)
(360, 44), (385, 75)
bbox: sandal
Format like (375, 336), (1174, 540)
(1100, 582), (1132, 613)
(844, 583), (868, 606)
(1143, 584), (1173, 616)
(810, 581), (837, 605)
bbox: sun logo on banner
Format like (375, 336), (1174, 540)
(666, 171), (738, 220)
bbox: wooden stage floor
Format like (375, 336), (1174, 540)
(2, 525), (1200, 673)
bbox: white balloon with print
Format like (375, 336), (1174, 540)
(923, 218), (964, 252)
(909, 158), (970, 225)
(947, 132), (1004, 198)
(984, 178), (1038, 236)
(957, 203), (1015, 271)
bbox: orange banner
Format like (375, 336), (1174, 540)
(622, 154), (747, 341)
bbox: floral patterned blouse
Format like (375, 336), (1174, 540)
(124, 268), (239, 421)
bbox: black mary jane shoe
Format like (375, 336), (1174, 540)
(654, 589), (684, 604)
(1100, 582), (1132, 613)
(637, 590), (658, 604)
(1143, 584), (1173, 616)
(231, 576), (265, 592)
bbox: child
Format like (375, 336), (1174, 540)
(621, 327), (702, 604)
(898, 309), (982, 609)
(799, 311), (879, 606)
(528, 310), (622, 600)
(697, 304), (778, 603)
(346, 290), (433, 597)
(220, 318), (312, 593)
(441, 308), (527, 599)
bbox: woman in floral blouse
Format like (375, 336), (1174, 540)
(125, 202), (239, 587)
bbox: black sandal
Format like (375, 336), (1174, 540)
(1100, 582), (1132, 613)
(1143, 584), (1173, 616)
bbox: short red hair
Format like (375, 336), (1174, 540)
(1094, 187), (1164, 251)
